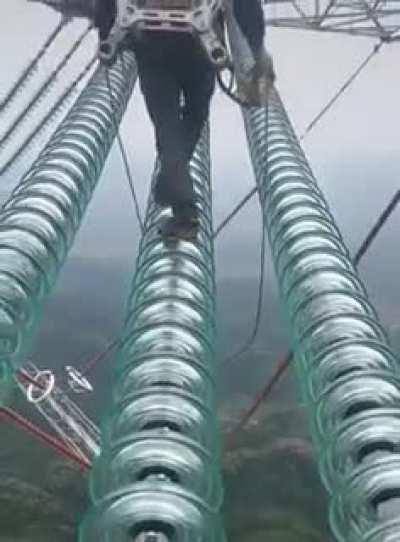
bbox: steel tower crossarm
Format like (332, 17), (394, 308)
(0, 52), (137, 398)
(80, 128), (225, 542)
(264, 0), (400, 40)
(29, 0), (400, 40)
(242, 92), (400, 541)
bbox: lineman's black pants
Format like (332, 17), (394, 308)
(134, 35), (215, 207)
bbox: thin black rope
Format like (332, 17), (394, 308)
(223, 105), (269, 365)
(223, 215), (267, 364)
(105, 61), (144, 233)
(213, 185), (258, 238)
(300, 41), (382, 140)
(217, 67), (254, 108)
(354, 188), (400, 265)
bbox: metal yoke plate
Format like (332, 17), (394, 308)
(101, 0), (228, 66)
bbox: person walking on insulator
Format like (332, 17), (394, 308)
(42, 0), (275, 240)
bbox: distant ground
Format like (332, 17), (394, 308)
(0, 253), (399, 540)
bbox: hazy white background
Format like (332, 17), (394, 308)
(1, 0), (399, 304)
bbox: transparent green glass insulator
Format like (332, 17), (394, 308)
(0, 52), (137, 401)
(80, 484), (224, 542)
(243, 91), (400, 541)
(90, 434), (223, 510)
(82, 128), (224, 542)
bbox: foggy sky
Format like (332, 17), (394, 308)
(1, 1), (400, 288)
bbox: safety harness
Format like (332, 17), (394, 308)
(98, 0), (275, 107)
